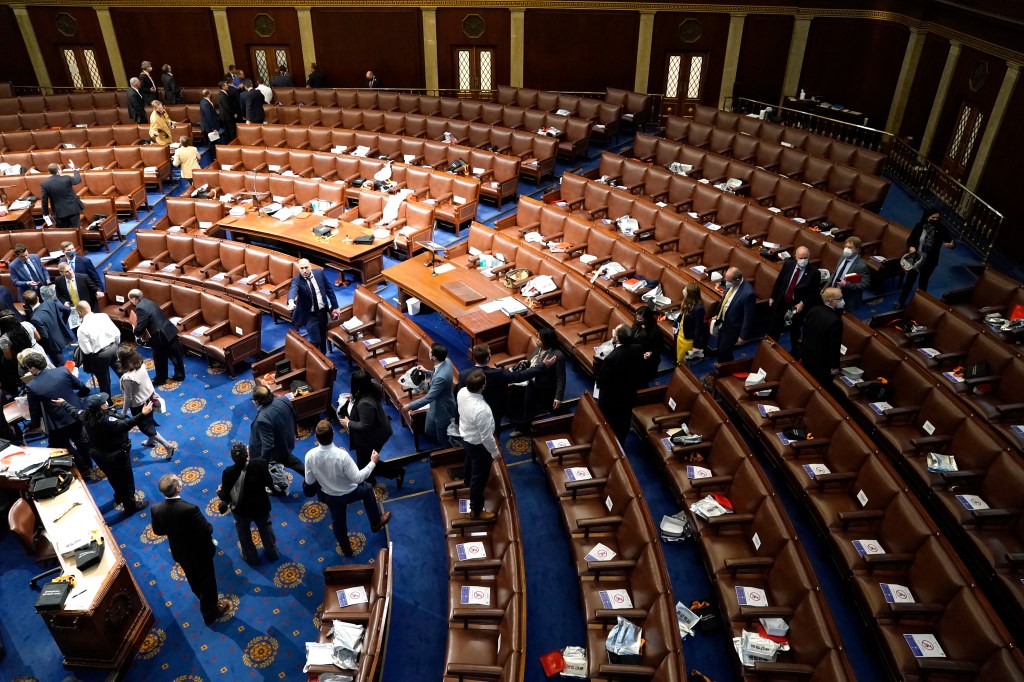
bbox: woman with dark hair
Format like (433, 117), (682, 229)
(57, 392), (152, 514)
(511, 327), (566, 436)
(675, 283), (708, 363)
(0, 312), (50, 393)
(340, 368), (404, 487)
(896, 208), (955, 308)
(631, 305), (661, 386)
(117, 345), (175, 460)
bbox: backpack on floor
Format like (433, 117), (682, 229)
(267, 462), (289, 495)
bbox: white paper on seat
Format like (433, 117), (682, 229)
(455, 541), (487, 561)
(599, 589), (633, 609)
(460, 585), (491, 605)
(584, 542), (616, 562)
(335, 585), (368, 606)
(303, 643), (335, 672)
(802, 463), (830, 479)
(904, 634), (945, 658)
(880, 583), (915, 604)
(198, 221), (213, 230)
(342, 316), (363, 331)
(190, 325), (209, 337)
(852, 539), (885, 556)
(735, 586), (768, 607)
(565, 467), (591, 482)
(143, 166), (157, 173)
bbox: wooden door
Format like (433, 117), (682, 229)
(453, 46), (494, 98)
(60, 46), (104, 89)
(250, 46), (292, 86)
(660, 52), (708, 119)
(941, 102), (984, 181)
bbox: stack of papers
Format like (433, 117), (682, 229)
(342, 316), (364, 331)
(904, 634), (945, 658)
(956, 494), (989, 511)
(852, 539), (885, 557)
(565, 467), (592, 482)
(880, 583), (915, 604)
(190, 325), (209, 337)
(869, 402), (892, 415)
(545, 438), (571, 449)
(687, 465), (712, 479)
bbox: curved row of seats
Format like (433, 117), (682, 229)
(0, 124), (157, 152)
(866, 290), (1024, 453)
(588, 153), (909, 282)
(660, 117), (887, 196)
(0, 145), (171, 186)
(327, 286), (461, 448)
(633, 366), (857, 679)
(119, 231), (303, 322)
(194, 162), (477, 236)
(0, 91), (127, 113)
(496, 85), (656, 133)
(232, 120), (555, 186)
(429, 447), (526, 681)
(306, 545), (393, 680)
(713, 338), (1024, 679)
(220, 133), (518, 208)
(631, 133), (890, 213)
(940, 266), (1024, 336)
(685, 105), (887, 175)
(100, 271), (262, 376)
(3, 168), (146, 220)
(0, 108), (140, 133)
(529, 392), (685, 680)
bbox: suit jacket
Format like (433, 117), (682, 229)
(40, 170), (84, 220)
(249, 397), (296, 461)
(64, 254), (102, 289)
(55, 273), (99, 310)
(596, 342), (642, 411)
(407, 358), (457, 435)
(216, 90), (234, 123)
(245, 89), (265, 124)
(270, 74), (293, 88)
(10, 254), (50, 295)
(151, 498), (215, 566)
(307, 70), (327, 89)
(161, 72), (179, 104)
(127, 88), (147, 124)
(27, 300), (74, 352)
(0, 286), (20, 319)
(346, 391), (393, 455)
(719, 280), (756, 345)
(801, 305), (843, 383)
(288, 270), (337, 328)
(456, 363), (548, 426)
(367, 76), (380, 89)
(832, 256), (871, 311)
(138, 72), (157, 100)
(133, 296), (178, 343)
(217, 458), (273, 518)
(770, 258), (822, 315)
(199, 98), (218, 134)
(26, 366), (88, 431)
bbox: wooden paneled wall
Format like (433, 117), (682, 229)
(109, 8), (221, 87)
(226, 8), (304, 84)
(523, 9), (638, 92)
(649, 11), (731, 116)
(309, 8), (425, 89)
(435, 7), (511, 91)
(734, 14), (795, 106)
(26, 6), (114, 90)
(898, 32), (949, 144)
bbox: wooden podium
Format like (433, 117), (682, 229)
(12, 448), (154, 671)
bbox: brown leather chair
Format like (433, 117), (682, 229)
(444, 599), (522, 680)
(251, 329), (336, 422)
(8, 498), (60, 588)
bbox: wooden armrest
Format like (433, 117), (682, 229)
(723, 557), (774, 573)
(556, 306), (585, 322)
(705, 513), (754, 528)
(651, 411), (691, 426)
(577, 326), (606, 341)
(838, 509), (883, 527)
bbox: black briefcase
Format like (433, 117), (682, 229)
(75, 540), (105, 572)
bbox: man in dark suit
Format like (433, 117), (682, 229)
(217, 80), (237, 142)
(127, 77), (147, 124)
(596, 324), (642, 444)
(23, 353), (93, 477)
(458, 343), (553, 431)
(60, 240), (103, 290)
(199, 88), (219, 145)
(801, 287), (845, 389)
(152, 473), (227, 625)
(23, 289), (73, 366)
(217, 443), (278, 565)
(767, 246), (821, 358)
(9, 243), (50, 298)
(714, 267), (756, 363)
(129, 288), (185, 385)
(160, 64), (179, 105)
(829, 236), (871, 312)
(250, 385), (304, 477)
(0, 286), (20, 319)
(40, 163), (85, 228)
(307, 63), (327, 89)
(365, 70), (380, 89)
(269, 65), (292, 88)
(243, 80), (265, 124)
(55, 262), (99, 311)
(287, 259), (339, 353)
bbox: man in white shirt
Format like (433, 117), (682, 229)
(75, 301), (121, 395)
(304, 420), (392, 556)
(457, 369), (501, 520)
(255, 79), (273, 106)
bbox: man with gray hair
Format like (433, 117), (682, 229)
(801, 286), (845, 389)
(75, 301), (121, 395)
(129, 288), (184, 385)
(287, 258), (339, 353)
(595, 324), (642, 444)
(127, 76), (147, 124)
(40, 162), (84, 228)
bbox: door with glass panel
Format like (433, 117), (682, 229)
(660, 52), (708, 119)
(249, 46), (292, 87)
(453, 46), (494, 99)
(940, 102), (983, 182)
(61, 46), (104, 90)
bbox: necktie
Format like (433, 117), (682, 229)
(785, 267), (801, 304)
(28, 260), (41, 282)
(307, 277), (319, 312)
(833, 259), (849, 287)
(718, 285), (736, 321)
(69, 278), (79, 305)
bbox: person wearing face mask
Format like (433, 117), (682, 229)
(767, 246), (820, 358)
(287, 259), (340, 353)
(895, 209), (955, 309)
(801, 287), (845, 388)
(830, 237), (871, 312)
(712, 267), (755, 363)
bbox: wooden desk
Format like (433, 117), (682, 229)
(212, 212), (391, 285)
(0, 205), (34, 230)
(382, 253), (525, 347)
(4, 447), (153, 671)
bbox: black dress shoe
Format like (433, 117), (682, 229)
(204, 601), (230, 625)
(396, 466), (406, 490)
(170, 374), (185, 382)
(126, 499), (149, 514)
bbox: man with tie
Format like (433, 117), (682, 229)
(712, 267), (756, 363)
(767, 246), (821, 358)
(60, 240), (103, 291)
(127, 77), (147, 124)
(55, 262), (99, 312)
(830, 237), (871, 312)
(287, 259), (340, 353)
(9, 243), (50, 298)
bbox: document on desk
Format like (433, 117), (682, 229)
(479, 300), (505, 314)
(433, 263), (456, 275)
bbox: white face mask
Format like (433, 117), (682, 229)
(833, 298), (845, 309)
(796, 258), (809, 268)
(724, 280), (736, 289)
(843, 248), (854, 258)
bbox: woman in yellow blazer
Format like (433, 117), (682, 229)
(172, 136), (200, 187)
(149, 100), (175, 146)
